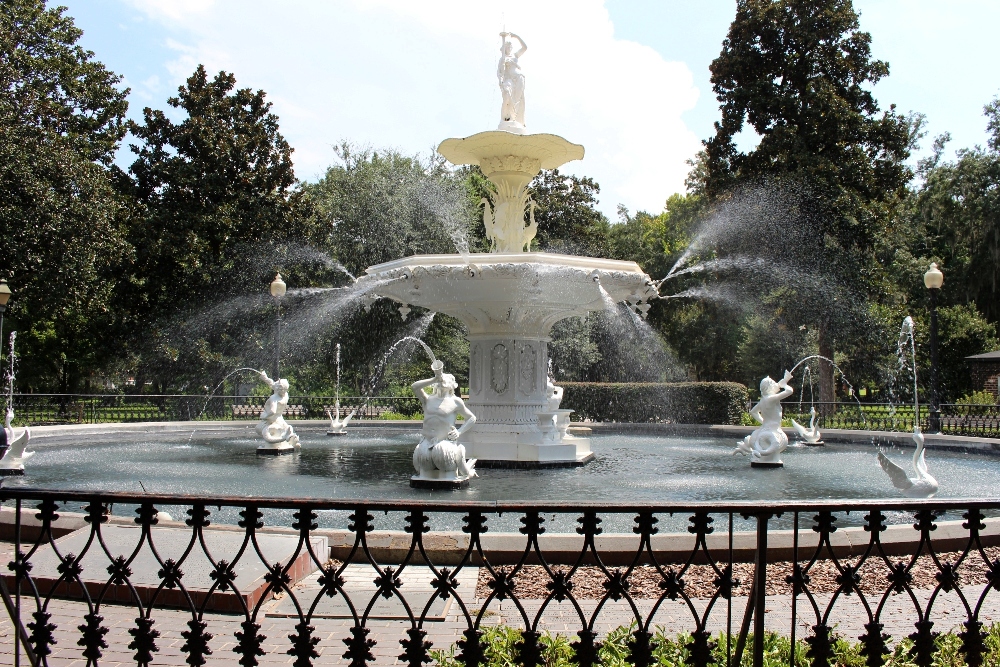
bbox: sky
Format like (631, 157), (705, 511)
(62, 0), (1000, 218)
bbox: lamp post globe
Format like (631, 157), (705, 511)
(924, 263), (943, 433)
(270, 274), (286, 378)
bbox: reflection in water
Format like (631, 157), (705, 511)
(7, 426), (1000, 532)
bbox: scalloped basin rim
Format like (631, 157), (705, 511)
(364, 252), (646, 276)
(437, 131), (585, 169)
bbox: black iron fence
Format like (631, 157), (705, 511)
(3, 394), (423, 426)
(1, 490), (1000, 666)
(783, 402), (1000, 438)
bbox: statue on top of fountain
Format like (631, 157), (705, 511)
(411, 360), (478, 486)
(734, 371), (793, 467)
(256, 370), (299, 454)
(497, 32), (527, 134)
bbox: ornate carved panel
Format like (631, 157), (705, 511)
(470, 344), (482, 394)
(519, 343), (536, 396)
(490, 343), (509, 394)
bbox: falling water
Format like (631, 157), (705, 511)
(898, 316), (920, 416)
(4, 332), (17, 422)
(788, 354), (868, 429)
(197, 367), (264, 420)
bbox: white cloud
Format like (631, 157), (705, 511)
(124, 0), (701, 215)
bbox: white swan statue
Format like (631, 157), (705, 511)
(0, 407), (33, 476)
(877, 427), (939, 498)
(791, 406), (823, 445)
(326, 403), (355, 436)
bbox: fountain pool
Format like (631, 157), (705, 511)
(9, 426), (1000, 523)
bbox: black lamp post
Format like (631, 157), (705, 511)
(0, 278), (11, 369)
(924, 262), (944, 433)
(270, 273), (286, 378)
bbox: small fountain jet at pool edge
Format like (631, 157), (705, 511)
(734, 371), (793, 468)
(791, 406), (824, 446)
(410, 359), (478, 489)
(0, 406), (33, 476)
(877, 316), (938, 497)
(256, 370), (300, 455)
(327, 343), (354, 436)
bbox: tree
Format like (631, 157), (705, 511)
(126, 65), (316, 321)
(528, 169), (610, 256)
(703, 0), (914, 403)
(0, 0), (131, 391)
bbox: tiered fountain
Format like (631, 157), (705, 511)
(357, 34), (657, 466)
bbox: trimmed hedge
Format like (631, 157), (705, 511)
(560, 381), (749, 425)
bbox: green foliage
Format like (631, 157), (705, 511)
(432, 624), (1000, 667)
(561, 381), (749, 425)
(956, 390), (998, 406)
(0, 0), (132, 391)
(126, 65), (316, 316)
(529, 169), (611, 256)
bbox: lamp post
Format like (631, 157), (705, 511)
(924, 262), (944, 433)
(0, 279), (11, 368)
(270, 273), (286, 378)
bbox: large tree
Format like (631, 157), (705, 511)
(126, 65), (315, 317)
(703, 0), (914, 401)
(0, 0), (131, 391)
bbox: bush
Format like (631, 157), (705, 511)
(561, 382), (749, 425)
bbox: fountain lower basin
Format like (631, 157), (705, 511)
(360, 252), (657, 465)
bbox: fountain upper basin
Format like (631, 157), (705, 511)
(361, 252), (657, 337)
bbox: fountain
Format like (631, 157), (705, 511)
(0, 332), (32, 476)
(877, 317), (939, 497)
(255, 370), (300, 455)
(410, 360), (478, 488)
(791, 407), (824, 446)
(326, 343), (353, 436)
(357, 34), (658, 466)
(734, 371), (794, 468)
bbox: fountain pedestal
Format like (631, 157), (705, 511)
(361, 253), (653, 466)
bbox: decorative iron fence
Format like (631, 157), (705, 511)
(1, 490), (1000, 666)
(4, 394), (423, 426)
(783, 402), (1000, 438)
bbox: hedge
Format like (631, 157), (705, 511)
(560, 381), (749, 425)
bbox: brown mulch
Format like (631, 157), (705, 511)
(475, 546), (1000, 600)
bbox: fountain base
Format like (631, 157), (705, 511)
(0, 468), (25, 476)
(257, 442), (296, 456)
(463, 430), (592, 466)
(410, 477), (471, 490)
(750, 461), (784, 469)
(802, 440), (825, 447)
(327, 430), (348, 437)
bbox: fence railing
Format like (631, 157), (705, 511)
(1, 490), (999, 666)
(4, 394), (423, 426)
(6, 394), (1000, 437)
(783, 402), (1000, 438)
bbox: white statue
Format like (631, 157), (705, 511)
(791, 406), (823, 445)
(734, 371), (793, 467)
(480, 190), (537, 253)
(326, 406), (353, 436)
(544, 377), (564, 412)
(255, 370), (299, 453)
(0, 407), (33, 476)
(411, 360), (478, 484)
(877, 427), (939, 498)
(497, 32), (527, 132)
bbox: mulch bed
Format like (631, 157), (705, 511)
(475, 546), (1000, 600)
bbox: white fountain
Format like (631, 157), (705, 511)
(255, 370), (300, 455)
(327, 343), (353, 436)
(734, 371), (794, 468)
(358, 33), (657, 466)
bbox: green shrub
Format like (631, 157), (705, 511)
(956, 390), (998, 406)
(431, 623), (1000, 667)
(561, 382), (749, 425)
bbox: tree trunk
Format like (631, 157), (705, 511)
(818, 321), (836, 417)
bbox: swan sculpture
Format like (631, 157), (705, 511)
(326, 404), (355, 436)
(791, 406), (823, 445)
(877, 427), (939, 498)
(0, 407), (33, 476)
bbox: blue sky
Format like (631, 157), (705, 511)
(63, 0), (1000, 217)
